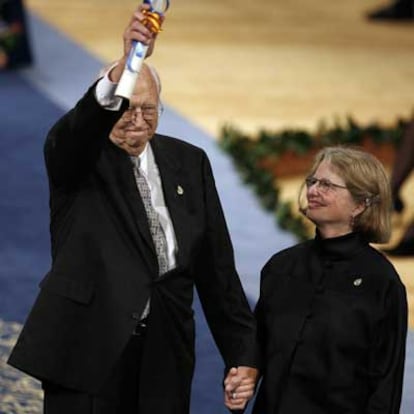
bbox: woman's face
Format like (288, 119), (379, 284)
(305, 160), (364, 238)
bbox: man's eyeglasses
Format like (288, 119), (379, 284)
(305, 176), (348, 193)
(126, 103), (163, 121)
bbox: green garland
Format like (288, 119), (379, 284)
(219, 116), (410, 241)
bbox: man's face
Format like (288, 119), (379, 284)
(110, 67), (160, 155)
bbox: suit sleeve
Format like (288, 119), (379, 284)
(366, 278), (408, 413)
(44, 81), (127, 188)
(194, 152), (258, 369)
(253, 259), (274, 374)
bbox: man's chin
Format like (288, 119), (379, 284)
(123, 144), (144, 156)
(110, 140), (142, 156)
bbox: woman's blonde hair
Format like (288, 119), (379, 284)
(298, 146), (392, 243)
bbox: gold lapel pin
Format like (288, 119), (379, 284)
(176, 185), (184, 195)
(353, 278), (363, 287)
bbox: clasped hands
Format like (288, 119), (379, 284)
(224, 366), (258, 411)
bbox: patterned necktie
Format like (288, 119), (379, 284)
(131, 157), (169, 276)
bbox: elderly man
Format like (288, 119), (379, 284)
(8, 4), (258, 413)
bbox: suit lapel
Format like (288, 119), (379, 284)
(100, 141), (157, 272)
(151, 137), (189, 267)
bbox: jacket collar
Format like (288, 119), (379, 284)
(313, 231), (367, 260)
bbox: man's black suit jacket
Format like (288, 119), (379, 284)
(8, 85), (257, 413)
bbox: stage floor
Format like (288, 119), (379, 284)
(26, 0), (414, 135)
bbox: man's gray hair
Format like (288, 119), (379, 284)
(97, 61), (162, 96)
(147, 64), (162, 95)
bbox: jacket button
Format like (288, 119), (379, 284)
(131, 312), (141, 320)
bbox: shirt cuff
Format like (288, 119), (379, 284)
(95, 63), (123, 111)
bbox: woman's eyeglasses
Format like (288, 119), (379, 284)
(305, 176), (348, 193)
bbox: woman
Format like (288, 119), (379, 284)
(252, 146), (407, 413)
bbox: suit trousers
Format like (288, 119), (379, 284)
(43, 330), (146, 414)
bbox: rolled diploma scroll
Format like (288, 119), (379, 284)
(115, 41), (149, 99)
